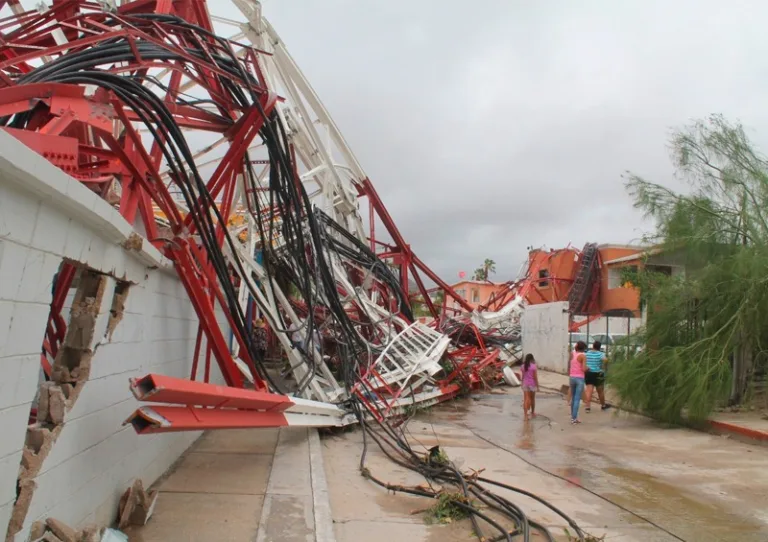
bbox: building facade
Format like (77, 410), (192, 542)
(443, 280), (507, 311)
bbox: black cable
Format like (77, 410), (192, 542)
(4, 13), (585, 542)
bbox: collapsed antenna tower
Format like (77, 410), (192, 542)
(0, 0), (517, 433)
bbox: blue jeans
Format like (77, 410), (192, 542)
(570, 377), (585, 420)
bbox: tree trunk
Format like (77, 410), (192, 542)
(731, 333), (754, 405)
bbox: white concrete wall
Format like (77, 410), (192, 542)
(577, 315), (643, 336)
(521, 302), (569, 374)
(0, 130), (226, 539)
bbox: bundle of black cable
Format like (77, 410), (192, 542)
(0, 14), (587, 539)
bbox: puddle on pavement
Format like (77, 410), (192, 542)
(602, 467), (765, 540)
(418, 392), (767, 542)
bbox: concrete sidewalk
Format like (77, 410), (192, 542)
(535, 369), (768, 444)
(124, 427), (335, 542)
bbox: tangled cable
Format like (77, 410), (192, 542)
(0, 11), (588, 541)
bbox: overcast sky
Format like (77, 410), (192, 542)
(219, 1), (768, 282)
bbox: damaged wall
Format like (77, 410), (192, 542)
(0, 130), (227, 541)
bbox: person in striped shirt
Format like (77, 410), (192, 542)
(584, 341), (610, 412)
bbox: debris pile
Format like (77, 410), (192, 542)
(117, 479), (158, 530)
(29, 519), (100, 542)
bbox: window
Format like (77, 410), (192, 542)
(609, 265), (638, 289)
(538, 269), (550, 288)
(608, 267), (623, 289)
(471, 289), (480, 303)
(456, 289), (466, 300)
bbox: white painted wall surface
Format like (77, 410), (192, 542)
(521, 302), (569, 374)
(0, 130), (227, 539)
(576, 316), (643, 337)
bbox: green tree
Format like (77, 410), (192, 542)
(410, 294), (430, 317)
(611, 115), (768, 422)
(473, 259), (496, 281)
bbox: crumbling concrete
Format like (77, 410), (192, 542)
(117, 479), (157, 530)
(45, 518), (77, 542)
(5, 270), (113, 542)
(120, 233), (143, 253)
(29, 520), (45, 540)
(0, 130), (227, 540)
(26, 517), (100, 542)
(105, 283), (128, 342)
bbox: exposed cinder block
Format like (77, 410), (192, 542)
(46, 517), (78, 542)
(0, 151), (229, 541)
(36, 400), (137, 478)
(24, 428), (136, 529)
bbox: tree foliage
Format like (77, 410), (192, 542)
(473, 259), (496, 281)
(611, 115), (768, 422)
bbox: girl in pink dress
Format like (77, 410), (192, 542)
(521, 353), (539, 420)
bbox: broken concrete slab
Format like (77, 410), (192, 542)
(5, 269), (126, 542)
(21, 425), (62, 479)
(29, 520), (45, 540)
(105, 283), (129, 341)
(45, 518), (77, 542)
(117, 479), (158, 529)
(47, 387), (66, 425)
(77, 525), (101, 542)
(36, 382), (52, 423)
(7, 478), (36, 537)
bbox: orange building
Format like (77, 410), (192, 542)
(526, 244), (650, 317)
(440, 245), (681, 319)
(444, 280), (507, 311)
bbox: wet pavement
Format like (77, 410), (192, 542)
(322, 388), (768, 541)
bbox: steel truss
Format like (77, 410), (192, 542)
(0, 0), (518, 431)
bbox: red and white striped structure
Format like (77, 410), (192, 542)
(0, 0), (522, 432)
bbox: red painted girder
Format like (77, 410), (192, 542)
(125, 406), (290, 434)
(122, 104), (232, 133)
(130, 373), (292, 411)
(182, 94), (278, 232)
(169, 241), (246, 388)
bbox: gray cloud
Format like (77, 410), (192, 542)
(214, 0), (768, 283)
